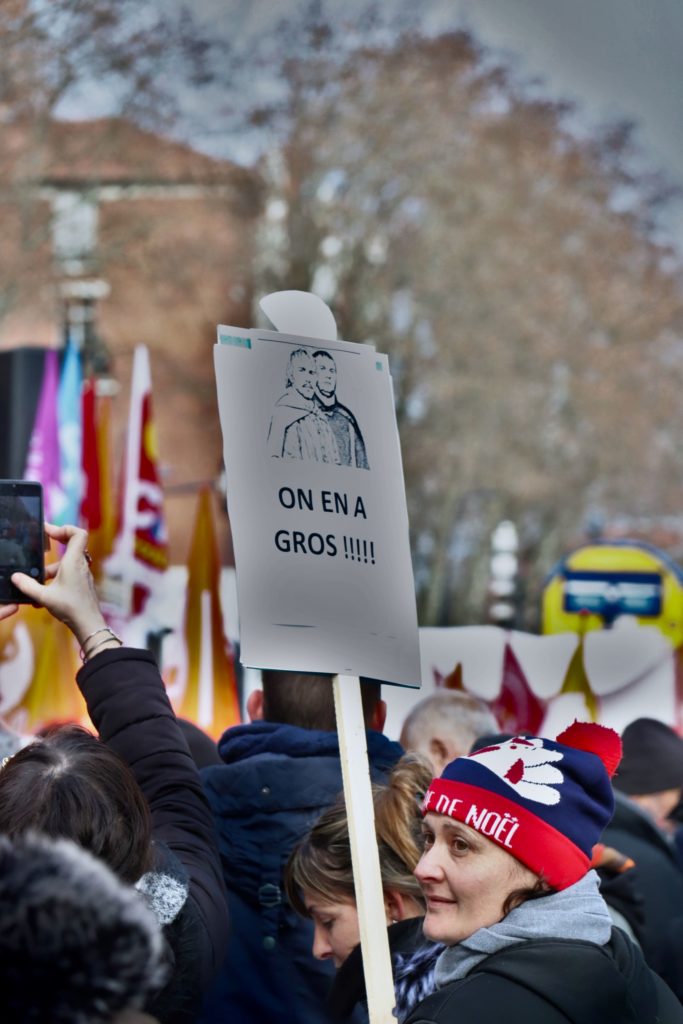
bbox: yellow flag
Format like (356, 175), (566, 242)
(560, 637), (600, 722)
(176, 487), (240, 739)
(0, 534), (88, 733)
(12, 608), (87, 733)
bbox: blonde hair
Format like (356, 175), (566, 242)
(285, 753), (433, 916)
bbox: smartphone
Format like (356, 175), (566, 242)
(0, 480), (45, 604)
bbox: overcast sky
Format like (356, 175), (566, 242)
(187, 0), (683, 185)
(61, 1), (683, 200)
(452, 0), (683, 183)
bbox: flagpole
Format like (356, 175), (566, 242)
(120, 346), (147, 605)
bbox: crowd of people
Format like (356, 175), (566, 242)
(2, 524), (683, 1021)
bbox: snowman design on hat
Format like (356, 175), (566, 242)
(472, 736), (564, 806)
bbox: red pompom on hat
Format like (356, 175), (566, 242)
(555, 721), (622, 778)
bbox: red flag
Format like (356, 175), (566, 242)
(175, 487), (240, 738)
(80, 383), (116, 580)
(80, 379), (101, 531)
(488, 643), (547, 734)
(107, 346), (168, 616)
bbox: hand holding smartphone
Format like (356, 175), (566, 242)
(0, 481), (45, 604)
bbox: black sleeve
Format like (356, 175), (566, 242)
(77, 646), (229, 984)
(404, 973), (575, 1024)
(652, 971), (683, 1024)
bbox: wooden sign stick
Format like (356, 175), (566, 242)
(333, 673), (396, 1024)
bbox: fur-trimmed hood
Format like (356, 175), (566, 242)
(0, 832), (165, 1023)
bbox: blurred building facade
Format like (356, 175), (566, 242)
(0, 117), (263, 562)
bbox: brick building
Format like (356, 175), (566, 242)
(0, 116), (263, 562)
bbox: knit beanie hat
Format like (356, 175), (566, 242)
(613, 717), (683, 796)
(422, 721), (622, 891)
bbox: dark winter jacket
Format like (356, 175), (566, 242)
(603, 790), (683, 1000)
(328, 916), (440, 1024)
(403, 928), (683, 1024)
(77, 647), (229, 1024)
(198, 720), (403, 1024)
(598, 856), (647, 942)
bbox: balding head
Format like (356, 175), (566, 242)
(399, 690), (499, 775)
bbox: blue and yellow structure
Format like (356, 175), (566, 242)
(542, 540), (683, 648)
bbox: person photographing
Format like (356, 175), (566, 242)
(0, 523), (229, 1023)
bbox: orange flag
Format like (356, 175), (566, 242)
(176, 487), (240, 739)
(434, 661), (465, 691)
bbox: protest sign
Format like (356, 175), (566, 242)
(215, 295), (419, 1023)
(214, 325), (420, 687)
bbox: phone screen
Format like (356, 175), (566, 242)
(0, 481), (45, 603)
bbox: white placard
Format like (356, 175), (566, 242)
(214, 326), (420, 688)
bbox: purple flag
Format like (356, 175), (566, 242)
(24, 349), (66, 521)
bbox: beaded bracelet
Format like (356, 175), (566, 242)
(79, 627), (122, 662)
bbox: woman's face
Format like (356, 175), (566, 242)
(415, 813), (537, 945)
(304, 891), (360, 968)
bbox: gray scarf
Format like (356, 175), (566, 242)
(435, 869), (612, 988)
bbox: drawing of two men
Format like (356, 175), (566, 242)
(267, 348), (369, 469)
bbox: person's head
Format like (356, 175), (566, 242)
(0, 725), (153, 884)
(400, 691), (500, 775)
(416, 722), (622, 945)
(612, 717), (683, 830)
(248, 670), (386, 733)
(177, 717), (221, 770)
(286, 347), (316, 400)
(0, 831), (164, 1023)
(313, 350), (337, 400)
(285, 753), (432, 966)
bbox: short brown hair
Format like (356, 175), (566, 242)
(261, 670), (381, 731)
(0, 725), (153, 884)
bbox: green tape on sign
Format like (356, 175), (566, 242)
(375, 361), (383, 370)
(219, 334), (252, 349)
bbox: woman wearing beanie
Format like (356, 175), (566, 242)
(401, 723), (683, 1024)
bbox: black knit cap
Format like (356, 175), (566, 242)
(614, 718), (683, 796)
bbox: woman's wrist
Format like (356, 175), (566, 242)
(72, 614), (110, 649)
(82, 637), (123, 662)
(79, 626), (123, 662)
